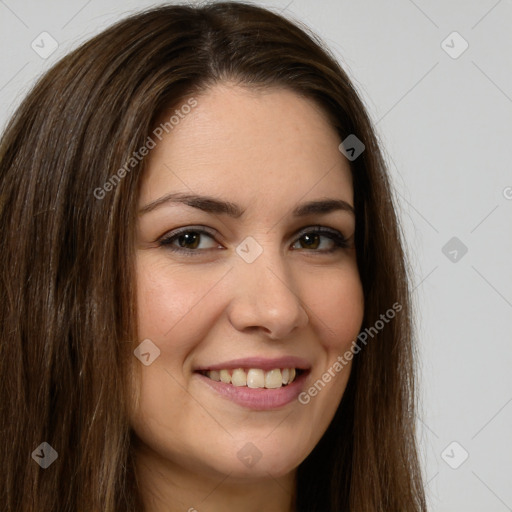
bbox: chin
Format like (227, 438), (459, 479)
(225, 438), (309, 479)
(213, 453), (301, 481)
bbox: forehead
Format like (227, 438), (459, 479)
(139, 83), (354, 213)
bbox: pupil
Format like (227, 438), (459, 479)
(179, 232), (199, 249)
(302, 234), (319, 249)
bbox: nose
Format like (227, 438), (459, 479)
(226, 247), (310, 340)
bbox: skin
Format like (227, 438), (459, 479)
(130, 82), (364, 512)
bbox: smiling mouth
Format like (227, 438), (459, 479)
(197, 368), (304, 389)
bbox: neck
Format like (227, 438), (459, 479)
(133, 441), (297, 512)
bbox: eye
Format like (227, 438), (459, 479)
(291, 227), (349, 253)
(158, 227), (221, 255)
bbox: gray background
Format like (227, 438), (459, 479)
(1, 1), (511, 510)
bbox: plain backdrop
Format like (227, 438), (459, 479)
(1, 1), (511, 510)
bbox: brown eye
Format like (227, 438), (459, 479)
(291, 228), (349, 253)
(159, 228), (220, 255)
(297, 233), (321, 250)
(176, 232), (201, 249)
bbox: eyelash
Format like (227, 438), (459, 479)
(157, 225), (350, 256)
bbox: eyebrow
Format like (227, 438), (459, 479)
(138, 192), (354, 217)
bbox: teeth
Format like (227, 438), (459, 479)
(204, 368), (299, 388)
(264, 369), (282, 389)
(231, 368), (247, 387)
(220, 369), (231, 384)
(247, 368), (265, 388)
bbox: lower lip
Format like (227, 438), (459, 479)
(195, 371), (308, 410)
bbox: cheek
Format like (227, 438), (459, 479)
(292, 266), (362, 445)
(136, 257), (226, 342)
(302, 264), (364, 351)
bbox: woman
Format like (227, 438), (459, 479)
(0, 2), (426, 511)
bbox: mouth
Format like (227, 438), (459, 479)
(194, 357), (311, 410)
(197, 367), (305, 389)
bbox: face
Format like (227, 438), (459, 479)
(130, 83), (364, 482)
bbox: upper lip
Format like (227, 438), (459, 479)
(194, 356), (311, 372)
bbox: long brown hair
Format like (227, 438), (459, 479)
(0, 2), (426, 510)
